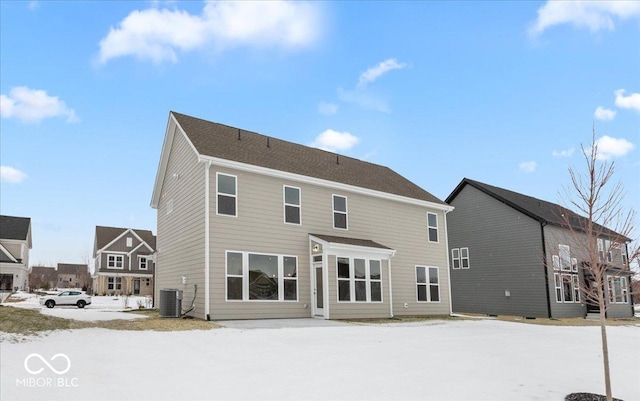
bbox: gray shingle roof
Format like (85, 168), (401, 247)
(57, 264), (89, 275)
(446, 178), (630, 242)
(95, 226), (156, 252)
(0, 215), (31, 241)
(172, 112), (446, 205)
(310, 234), (393, 250)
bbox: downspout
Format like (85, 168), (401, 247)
(388, 256), (394, 318)
(540, 221), (552, 318)
(443, 209), (454, 316)
(204, 161), (211, 320)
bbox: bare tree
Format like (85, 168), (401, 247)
(560, 129), (637, 401)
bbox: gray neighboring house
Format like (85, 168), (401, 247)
(56, 263), (91, 290)
(0, 215), (32, 293)
(92, 226), (156, 296)
(151, 111), (454, 320)
(445, 178), (634, 319)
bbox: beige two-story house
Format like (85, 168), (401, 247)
(92, 226), (156, 296)
(151, 112), (454, 321)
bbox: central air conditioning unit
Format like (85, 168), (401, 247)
(159, 288), (182, 318)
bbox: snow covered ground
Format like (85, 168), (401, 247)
(3, 291), (151, 322)
(1, 315), (638, 401)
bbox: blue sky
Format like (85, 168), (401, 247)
(1, 1), (639, 268)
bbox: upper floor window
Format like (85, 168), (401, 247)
(284, 186), (301, 225)
(451, 248), (460, 269)
(597, 238), (613, 263)
(126, 237), (133, 247)
(107, 254), (124, 269)
(217, 173), (237, 216)
(333, 195), (348, 230)
(451, 248), (469, 269)
(559, 245), (571, 271)
(460, 247), (470, 269)
(139, 257), (148, 270)
(427, 213), (438, 243)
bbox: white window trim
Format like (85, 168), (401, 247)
(559, 245), (571, 271)
(283, 185), (302, 226)
(554, 273), (562, 303)
(572, 275), (581, 303)
(332, 194), (348, 230)
(607, 276), (629, 304)
(416, 265), (441, 303)
(216, 172), (238, 217)
(225, 251), (298, 302)
(139, 256), (148, 270)
(107, 254), (125, 270)
(126, 237), (133, 247)
(561, 273), (574, 303)
(555, 273), (580, 303)
(597, 238), (605, 263)
(451, 248), (460, 270)
(461, 247), (470, 269)
(336, 256), (383, 303)
(552, 255), (560, 270)
(427, 212), (439, 243)
(604, 239), (613, 263)
(107, 276), (122, 290)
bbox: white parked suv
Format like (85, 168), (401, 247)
(40, 290), (92, 309)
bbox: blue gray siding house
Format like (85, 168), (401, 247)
(445, 178), (634, 319)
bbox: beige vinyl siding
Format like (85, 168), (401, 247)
(155, 126), (206, 319)
(207, 165), (450, 320)
(1, 243), (22, 260)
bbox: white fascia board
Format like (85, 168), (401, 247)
(151, 113), (200, 209)
(198, 154), (454, 212)
(94, 272), (153, 278)
(309, 235), (397, 259)
(127, 231), (154, 254)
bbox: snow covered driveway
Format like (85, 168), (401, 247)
(1, 319), (638, 401)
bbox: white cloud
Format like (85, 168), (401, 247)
(552, 148), (575, 158)
(98, 1), (322, 64)
(317, 102), (338, 115)
(518, 161), (537, 173)
(0, 86), (78, 123)
(357, 58), (408, 89)
(337, 88), (390, 113)
(310, 129), (359, 152)
(529, 1), (640, 37)
(594, 106), (616, 121)
(594, 135), (635, 160)
(614, 89), (640, 112)
(0, 166), (28, 184)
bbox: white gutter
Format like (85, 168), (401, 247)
(204, 161), (211, 319)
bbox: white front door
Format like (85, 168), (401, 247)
(313, 262), (324, 317)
